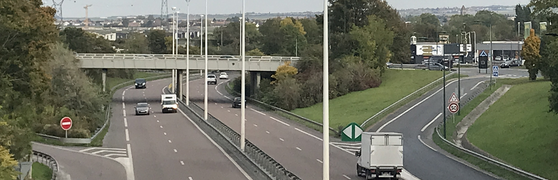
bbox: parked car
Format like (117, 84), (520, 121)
(135, 102), (150, 115)
(232, 97), (246, 108)
(219, 72), (229, 79)
(207, 74), (217, 85)
(135, 78), (146, 89)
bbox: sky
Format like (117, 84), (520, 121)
(43, 0), (531, 18)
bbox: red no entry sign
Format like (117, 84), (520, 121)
(60, 117), (72, 131)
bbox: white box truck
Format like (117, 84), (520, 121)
(356, 132), (403, 179)
(161, 94), (178, 113)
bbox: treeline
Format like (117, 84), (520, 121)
(230, 0), (408, 110)
(0, 0), (121, 176)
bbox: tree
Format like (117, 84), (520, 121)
(349, 15), (394, 73)
(148, 30), (167, 54)
(522, 29), (541, 80)
(0, 144), (18, 180)
(271, 61), (298, 84)
(247, 48), (265, 56)
(123, 32), (149, 53)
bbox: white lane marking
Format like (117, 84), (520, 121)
(343, 175), (351, 179)
(122, 102), (125, 108)
(124, 118), (128, 127)
(174, 149), (177, 153)
(215, 103), (218, 105)
(461, 93), (468, 99)
(125, 129), (130, 141)
(235, 114), (238, 116)
(418, 135), (437, 152)
(377, 80), (457, 132)
(189, 177), (193, 180)
(471, 81), (483, 90)
(421, 113), (442, 132)
(154, 115), (156, 118)
(227, 110), (231, 112)
(296, 147), (302, 151)
(249, 107), (266, 116)
(168, 140), (172, 143)
(266, 131), (270, 134)
(122, 91), (126, 96)
(177, 109), (253, 180)
(294, 128), (355, 154)
(279, 138), (284, 142)
(181, 161), (185, 165)
(221, 106), (223, 108)
(127, 143), (135, 180)
(160, 126), (163, 129)
(269, 117), (290, 127)
(122, 96), (125, 101)
(123, 110), (126, 115)
(316, 159), (323, 164)
(253, 124), (258, 127)
(164, 132), (167, 136)
(157, 120), (160, 123)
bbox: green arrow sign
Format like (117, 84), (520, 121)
(341, 122), (363, 142)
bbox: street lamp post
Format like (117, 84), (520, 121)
(185, 0), (190, 105)
(323, 0), (330, 178)
(199, 14), (204, 76)
(171, 7), (177, 94)
(203, 0), (208, 120)
(489, 23), (493, 88)
(240, 0), (246, 151)
(239, 16), (242, 56)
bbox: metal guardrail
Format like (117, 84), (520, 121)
(224, 81), (339, 135)
(433, 82), (547, 180)
(170, 88), (301, 179)
(435, 126), (546, 180)
(361, 72), (457, 128)
(36, 73), (172, 144)
(76, 53), (301, 61)
(32, 150), (59, 180)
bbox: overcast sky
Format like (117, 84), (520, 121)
(43, 0), (531, 18)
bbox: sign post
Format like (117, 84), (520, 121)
(492, 65), (499, 86)
(448, 92), (460, 115)
(341, 122), (363, 142)
(478, 50), (488, 73)
(60, 117), (72, 138)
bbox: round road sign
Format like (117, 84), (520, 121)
(448, 102), (459, 114)
(60, 117), (72, 130)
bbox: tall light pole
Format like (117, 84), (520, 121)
(322, 0), (330, 179)
(185, 0), (190, 105)
(239, 16), (243, 56)
(200, 14), (204, 76)
(240, 0), (246, 151)
(172, 7), (177, 94)
(203, 0), (208, 120)
(489, 23), (493, 88)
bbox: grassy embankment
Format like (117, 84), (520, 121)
(433, 78), (555, 179)
(31, 162), (52, 180)
(35, 71), (170, 147)
(285, 69), (461, 133)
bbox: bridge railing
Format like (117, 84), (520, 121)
(31, 150), (59, 180)
(76, 53), (301, 61)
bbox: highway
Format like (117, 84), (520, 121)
(186, 73), (418, 180)
(98, 78), (250, 180)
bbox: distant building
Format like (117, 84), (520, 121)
(103, 32), (128, 41)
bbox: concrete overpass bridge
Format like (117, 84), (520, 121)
(76, 53), (300, 98)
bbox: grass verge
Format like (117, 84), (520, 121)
(467, 79), (557, 179)
(290, 69), (460, 129)
(32, 162), (52, 180)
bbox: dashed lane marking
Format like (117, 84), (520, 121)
(269, 117), (290, 127)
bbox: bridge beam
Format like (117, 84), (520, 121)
(177, 70), (183, 101)
(102, 68), (107, 92)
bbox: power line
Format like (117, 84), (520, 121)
(161, 0), (169, 20)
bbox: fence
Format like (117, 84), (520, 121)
(31, 150), (59, 180)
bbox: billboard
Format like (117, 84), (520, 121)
(416, 44), (444, 56)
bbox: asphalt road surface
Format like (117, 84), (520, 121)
(32, 142), (127, 180)
(100, 78), (250, 180)
(186, 73), (419, 180)
(367, 74), (500, 180)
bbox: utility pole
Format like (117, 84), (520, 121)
(84, 4), (92, 29)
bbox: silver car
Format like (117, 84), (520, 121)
(135, 102), (150, 115)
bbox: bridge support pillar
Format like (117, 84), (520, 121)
(102, 68), (107, 92)
(249, 71), (261, 98)
(177, 70), (183, 100)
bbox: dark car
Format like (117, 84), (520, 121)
(232, 97), (246, 108)
(135, 78), (146, 89)
(135, 102), (150, 115)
